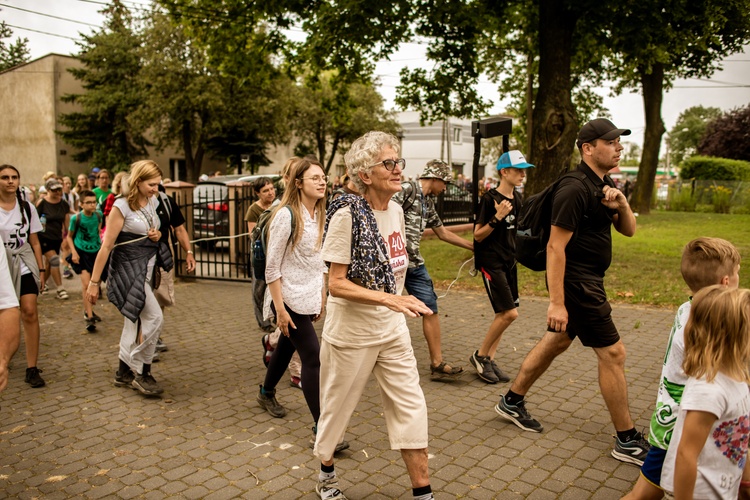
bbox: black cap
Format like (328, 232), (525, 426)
(576, 118), (631, 148)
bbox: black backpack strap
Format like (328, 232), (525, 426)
(400, 181), (418, 214)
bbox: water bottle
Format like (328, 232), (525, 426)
(40, 214), (47, 233)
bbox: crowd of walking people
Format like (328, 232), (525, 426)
(2, 118), (749, 499)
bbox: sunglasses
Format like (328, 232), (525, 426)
(370, 158), (406, 172)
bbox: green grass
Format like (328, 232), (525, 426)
(421, 212), (750, 308)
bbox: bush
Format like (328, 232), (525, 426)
(680, 156), (750, 181)
(711, 185), (733, 214)
(668, 186), (697, 212)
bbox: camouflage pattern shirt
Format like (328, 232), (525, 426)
(391, 180), (443, 268)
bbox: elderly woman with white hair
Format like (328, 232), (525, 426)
(312, 131), (435, 500)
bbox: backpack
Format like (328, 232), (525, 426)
(250, 205), (295, 282)
(515, 171), (599, 272)
(399, 181), (419, 213)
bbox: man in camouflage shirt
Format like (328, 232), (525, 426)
(392, 160), (474, 380)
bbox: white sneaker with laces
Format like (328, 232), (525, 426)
(316, 477), (347, 500)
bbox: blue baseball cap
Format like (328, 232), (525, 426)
(497, 150), (535, 171)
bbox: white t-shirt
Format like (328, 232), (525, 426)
(0, 198), (42, 276)
(649, 301), (691, 449)
(0, 234), (19, 309)
(112, 196), (161, 277)
(263, 206), (327, 316)
(321, 201), (409, 348)
(661, 372), (750, 499)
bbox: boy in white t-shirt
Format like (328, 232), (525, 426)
(623, 237), (741, 500)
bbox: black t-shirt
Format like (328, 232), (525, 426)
(156, 194), (186, 244)
(474, 188), (521, 270)
(37, 199), (70, 241)
(550, 162), (616, 280)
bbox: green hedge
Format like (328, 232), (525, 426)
(680, 156), (750, 181)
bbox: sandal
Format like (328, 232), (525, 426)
(430, 362), (463, 380)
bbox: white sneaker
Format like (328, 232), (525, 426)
(316, 477), (347, 500)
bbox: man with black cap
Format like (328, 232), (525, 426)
(392, 160), (473, 380)
(494, 118), (649, 466)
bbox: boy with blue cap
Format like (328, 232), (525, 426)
(470, 151), (534, 384)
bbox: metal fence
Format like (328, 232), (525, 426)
(170, 183), (474, 282)
(655, 179), (750, 213)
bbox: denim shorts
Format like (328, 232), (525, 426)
(404, 265), (438, 314)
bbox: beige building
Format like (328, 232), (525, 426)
(0, 53), (224, 185)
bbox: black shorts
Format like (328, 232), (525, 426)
(39, 237), (62, 255)
(20, 273), (39, 297)
(561, 280), (619, 348)
(67, 249), (108, 281)
(480, 265), (519, 313)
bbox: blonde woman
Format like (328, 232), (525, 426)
(86, 161), (172, 396)
(257, 157), (328, 431)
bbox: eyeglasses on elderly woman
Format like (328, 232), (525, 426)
(369, 158), (406, 172)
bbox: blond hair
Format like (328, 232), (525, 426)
(126, 161), (163, 211)
(111, 171), (128, 196)
(681, 237), (741, 293)
(268, 157), (326, 250)
(683, 285), (750, 383)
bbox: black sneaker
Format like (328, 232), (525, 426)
(470, 350), (499, 383)
(495, 395), (543, 432)
(25, 367), (45, 388)
(256, 385), (287, 418)
(91, 311), (102, 323)
(490, 360), (511, 382)
(155, 338), (168, 352)
(85, 318), (96, 332)
(114, 369), (135, 387)
(611, 431), (650, 466)
(132, 373), (164, 396)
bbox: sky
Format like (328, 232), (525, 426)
(3, 0), (750, 151)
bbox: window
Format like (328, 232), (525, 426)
(452, 127), (462, 144)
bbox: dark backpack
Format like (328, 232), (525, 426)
(70, 211), (103, 240)
(515, 171), (598, 271)
(250, 205), (295, 282)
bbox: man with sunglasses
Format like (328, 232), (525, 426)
(392, 160), (472, 380)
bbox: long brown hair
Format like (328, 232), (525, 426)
(683, 285), (750, 383)
(268, 157), (326, 250)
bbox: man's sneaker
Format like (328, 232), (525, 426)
(495, 395), (543, 432)
(490, 360), (511, 383)
(316, 477), (347, 500)
(25, 367), (45, 388)
(114, 369), (135, 387)
(290, 376), (302, 389)
(84, 311), (102, 323)
(56, 288), (69, 300)
(469, 350), (499, 383)
(261, 334), (274, 367)
(611, 431), (650, 466)
(132, 373), (164, 396)
(256, 385), (287, 418)
(155, 338), (168, 352)
(429, 361), (463, 381)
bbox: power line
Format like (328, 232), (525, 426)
(5, 24), (80, 41)
(0, 3), (99, 27)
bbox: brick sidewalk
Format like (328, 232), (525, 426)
(0, 278), (674, 499)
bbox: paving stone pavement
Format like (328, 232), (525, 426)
(0, 276), (675, 499)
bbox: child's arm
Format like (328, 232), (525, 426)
(673, 410), (717, 500)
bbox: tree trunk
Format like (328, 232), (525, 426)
(632, 63), (666, 215)
(326, 134), (340, 174)
(525, 0), (579, 197)
(182, 119), (197, 182)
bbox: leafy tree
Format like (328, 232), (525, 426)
(620, 142), (642, 167)
(698, 104), (750, 161)
(0, 16), (30, 71)
(669, 106), (722, 166)
(293, 71), (400, 173)
(57, 0), (148, 170)
(608, 0), (750, 214)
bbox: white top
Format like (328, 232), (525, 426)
(649, 300), (691, 449)
(112, 196), (161, 278)
(0, 234), (19, 309)
(0, 198), (42, 275)
(320, 201), (409, 348)
(263, 205), (326, 316)
(661, 372), (750, 499)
